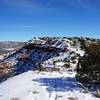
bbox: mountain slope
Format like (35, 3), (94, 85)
(0, 38), (84, 82)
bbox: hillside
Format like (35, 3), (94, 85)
(0, 37), (85, 82)
(0, 37), (100, 100)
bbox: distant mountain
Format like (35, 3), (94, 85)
(0, 41), (25, 55)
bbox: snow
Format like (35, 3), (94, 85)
(0, 55), (4, 60)
(4, 48), (15, 51)
(0, 71), (99, 100)
(55, 62), (64, 66)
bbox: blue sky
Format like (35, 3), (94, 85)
(0, 0), (100, 41)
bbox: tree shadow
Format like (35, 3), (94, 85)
(84, 84), (100, 92)
(33, 76), (83, 92)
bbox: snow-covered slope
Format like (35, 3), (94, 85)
(0, 38), (84, 82)
(0, 71), (99, 100)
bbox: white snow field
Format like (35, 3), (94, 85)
(0, 71), (99, 100)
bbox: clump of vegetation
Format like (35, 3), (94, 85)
(71, 60), (76, 64)
(51, 67), (60, 72)
(95, 89), (100, 98)
(63, 58), (67, 62)
(68, 96), (78, 100)
(0, 62), (12, 82)
(76, 42), (100, 84)
(80, 41), (86, 50)
(82, 89), (89, 94)
(69, 51), (75, 55)
(33, 90), (39, 94)
(71, 56), (76, 61)
(72, 40), (77, 46)
(64, 63), (70, 68)
(37, 63), (44, 71)
(11, 97), (19, 100)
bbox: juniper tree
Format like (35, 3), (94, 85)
(76, 42), (100, 84)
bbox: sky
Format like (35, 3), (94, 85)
(0, 0), (100, 41)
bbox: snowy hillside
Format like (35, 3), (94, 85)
(0, 38), (84, 82)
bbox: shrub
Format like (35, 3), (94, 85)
(64, 63), (70, 68)
(37, 63), (44, 71)
(82, 90), (89, 94)
(71, 60), (76, 64)
(76, 42), (100, 84)
(64, 58), (70, 62)
(80, 42), (86, 50)
(69, 51), (75, 55)
(68, 96), (78, 100)
(33, 91), (39, 94)
(72, 40), (77, 46)
(95, 89), (100, 98)
(11, 97), (19, 100)
(0, 62), (12, 82)
(51, 67), (60, 72)
(71, 56), (76, 61)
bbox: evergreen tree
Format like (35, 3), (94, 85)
(76, 42), (100, 84)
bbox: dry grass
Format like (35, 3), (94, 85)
(82, 90), (89, 94)
(95, 89), (100, 98)
(33, 90), (39, 94)
(11, 97), (19, 100)
(63, 63), (70, 68)
(68, 96), (78, 100)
